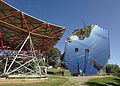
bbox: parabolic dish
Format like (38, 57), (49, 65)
(64, 24), (110, 75)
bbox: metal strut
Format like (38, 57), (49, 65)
(0, 33), (47, 77)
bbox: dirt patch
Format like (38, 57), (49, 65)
(64, 75), (112, 86)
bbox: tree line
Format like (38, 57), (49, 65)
(104, 64), (120, 74)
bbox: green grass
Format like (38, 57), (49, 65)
(47, 68), (71, 76)
(0, 76), (68, 86)
(86, 76), (120, 86)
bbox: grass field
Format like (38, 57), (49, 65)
(47, 68), (71, 76)
(0, 76), (68, 86)
(0, 74), (120, 86)
(86, 76), (120, 86)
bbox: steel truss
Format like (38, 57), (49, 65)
(0, 0), (65, 78)
(0, 34), (47, 78)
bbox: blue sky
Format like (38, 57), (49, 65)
(3, 0), (120, 66)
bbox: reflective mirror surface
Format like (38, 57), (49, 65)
(64, 24), (110, 75)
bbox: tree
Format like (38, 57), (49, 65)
(44, 47), (61, 68)
(105, 64), (120, 74)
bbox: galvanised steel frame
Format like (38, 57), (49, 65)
(0, 0), (65, 77)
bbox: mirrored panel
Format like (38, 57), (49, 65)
(64, 24), (110, 75)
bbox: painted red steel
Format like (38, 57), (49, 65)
(0, 0), (66, 57)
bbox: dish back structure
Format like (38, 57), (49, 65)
(0, 0), (65, 77)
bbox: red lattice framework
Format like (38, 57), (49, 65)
(0, 0), (65, 56)
(0, 0), (65, 77)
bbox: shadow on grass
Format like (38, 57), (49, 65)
(86, 82), (107, 86)
(106, 83), (117, 86)
(86, 77), (120, 86)
(113, 78), (120, 86)
(114, 78), (120, 83)
(47, 71), (55, 75)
